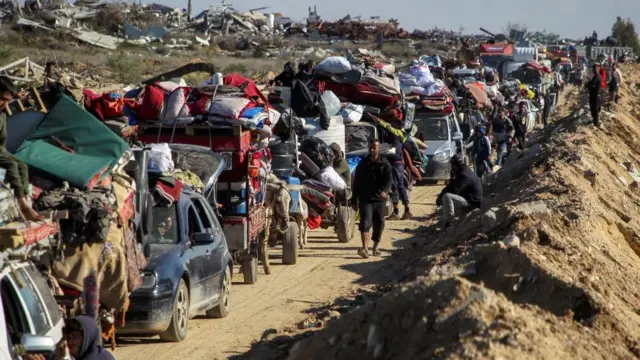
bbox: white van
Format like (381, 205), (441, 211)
(413, 111), (464, 181)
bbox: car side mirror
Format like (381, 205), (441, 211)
(452, 132), (463, 141)
(21, 334), (56, 354)
(192, 232), (215, 246)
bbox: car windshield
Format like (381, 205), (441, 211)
(148, 205), (179, 244)
(505, 62), (525, 77)
(480, 55), (503, 69)
(414, 117), (449, 141)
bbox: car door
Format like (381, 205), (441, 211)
(20, 265), (64, 342)
(8, 266), (52, 337)
(181, 200), (210, 313)
(191, 196), (224, 305)
(447, 116), (458, 156)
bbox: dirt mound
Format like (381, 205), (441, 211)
(287, 277), (599, 360)
(238, 65), (640, 359)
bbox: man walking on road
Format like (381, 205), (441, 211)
(351, 139), (393, 259)
(436, 154), (483, 228)
(586, 64), (603, 127)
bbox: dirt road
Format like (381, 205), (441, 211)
(115, 185), (441, 359)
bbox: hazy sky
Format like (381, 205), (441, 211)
(164, 0), (640, 39)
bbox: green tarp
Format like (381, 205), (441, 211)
(15, 95), (128, 189)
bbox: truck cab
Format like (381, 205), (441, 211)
(413, 111), (464, 181)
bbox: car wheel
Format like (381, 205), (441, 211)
(159, 279), (189, 342)
(206, 266), (231, 318)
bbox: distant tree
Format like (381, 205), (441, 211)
(611, 16), (640, 54)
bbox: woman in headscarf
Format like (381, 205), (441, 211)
(65, 316), (115, 360)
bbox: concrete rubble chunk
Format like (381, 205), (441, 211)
(513, 201), (552, 221)
(481, 207), (510, 232)
(500, 234), (521, 248)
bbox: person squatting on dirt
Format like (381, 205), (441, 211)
(492, 108), (514, 166)
(586, 64), (603, 127)
(465, 125), (493, 178)
(351, 139), (393, 259)
(436, 154), (483, 228)
(371, 115), (412, 220)
(0, 77), (43, 221)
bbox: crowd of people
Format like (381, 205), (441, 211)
(586, 59), (623, 127)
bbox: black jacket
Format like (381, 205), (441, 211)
(352, 155), (392, 203)
(438, 166), (483, 207)
(586, 75), (602, 100)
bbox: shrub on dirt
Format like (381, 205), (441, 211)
(107, 55), (142, 84)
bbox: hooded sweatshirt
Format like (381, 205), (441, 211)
(74, 316), (115, 360)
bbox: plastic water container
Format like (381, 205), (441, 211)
(304, 115), (346, 157)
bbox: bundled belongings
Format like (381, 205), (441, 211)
(398, 60), (444, 96)
(300, 179), (333, 217)
(14, 95), (129, 189)
(290, 80), (332, 130)
(300, 137), (334, 170)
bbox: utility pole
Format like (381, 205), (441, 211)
(187, 0), (192, 20)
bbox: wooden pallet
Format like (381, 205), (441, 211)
(3, 87), (48, 116)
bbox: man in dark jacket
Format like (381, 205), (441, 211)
(465, 125), (492, 177)
(372, 115), (412, 220)
(511, 102), (528, 152)
(586, 63), (603, 127)
(272, 62), (296, 87)
(436, 154), (483, 227)
(492, 108), (514, 166)
(351, 139), (392, 258)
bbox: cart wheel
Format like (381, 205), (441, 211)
(282, 221), (299, 265)
(336, 206), (355, 243)
(242, 257), (258, 285)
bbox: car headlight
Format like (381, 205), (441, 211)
(433, 149), (451, 161)
(140, 272), (156, 289)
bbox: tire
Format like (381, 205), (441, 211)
(159, 279), (189, 342)
(282, 222), (299, 265)
(336, 206), (354, 243)
(206, 265), (231, 318)
(242, 257), (258, 284)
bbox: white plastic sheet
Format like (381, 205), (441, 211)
(316, 166), (347, 190)
(147, 143), (174, 174)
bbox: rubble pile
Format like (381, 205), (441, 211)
(1, 1), (468, 56)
